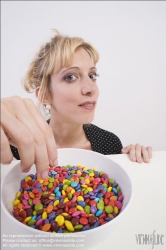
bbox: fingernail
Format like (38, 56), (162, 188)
(145, 158), (150, 162)
(132, 157), (136, 161)
(41, 169), (48, 179)
(24, 168), (31, 173)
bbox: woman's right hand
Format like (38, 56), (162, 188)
(1, 96), (58, 179)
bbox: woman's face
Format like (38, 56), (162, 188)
(49, 48), (99, 124)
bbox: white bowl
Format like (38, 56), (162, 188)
(1, 148), (133, 250)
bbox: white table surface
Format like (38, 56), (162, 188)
(1, 151), (166, 250)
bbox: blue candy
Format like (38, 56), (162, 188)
(96, 210), (103, 217)
(54, 187), (60, 193)
(70, 182), (78, 187)
(82, 226), (90, 231)
(93, 221), (100, 228)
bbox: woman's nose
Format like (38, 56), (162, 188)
(81, 76), (96, 96)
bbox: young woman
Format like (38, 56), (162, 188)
(1, 30), (152, 179)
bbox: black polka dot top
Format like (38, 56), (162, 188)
(83, 124), (123, 155)
(10, 123), (123, 160)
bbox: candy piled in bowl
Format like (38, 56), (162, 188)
(12, 165), (124, 233)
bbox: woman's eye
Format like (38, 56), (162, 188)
(89, 73), (99, 80)
(65, 74), (76, 82)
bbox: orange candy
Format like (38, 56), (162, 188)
(46, 205), (53, 214)
(110, 196), (117, 202)
(29, 192), (35, 199)
(17, 203), (24, 209)
(42, 224), (51, 231)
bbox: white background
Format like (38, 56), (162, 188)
(1, 1), (166, 150)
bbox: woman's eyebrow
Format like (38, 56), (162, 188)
(59, 66), (97, 75)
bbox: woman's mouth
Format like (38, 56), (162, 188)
(79, 101), (96, 110)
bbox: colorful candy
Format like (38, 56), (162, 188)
(12, 165), (124, 233)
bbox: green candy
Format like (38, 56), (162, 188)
(27, 220), (36, 226)
(65, 180), (71, 185)
(83, 189), (89, 195)
(109, 178), (114, 184)
(49, 177), (54, 183)
(74, 224), (83, 230)
(97, 203), (104, 210)
(42, 191), (48, 195)
(35, 203), (43, 212)
(116, 186), (120, 191)
(48, 183), (53, 189)
(62, 229), (71, 233)
(99, 171), (103, 176)
(98, 199), (104, 205)
(68, 193), (72, 200)
(63, 184), (68, 191)
(28, 199), (33, 206)
(84, 205), (90, 214)
(79, 177), (85, 180)
(66, 165), (72, 168)
(105, 206), (113, 214)
(70, 170), (75, 174)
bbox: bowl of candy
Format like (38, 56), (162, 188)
(1, 148), (133, 250)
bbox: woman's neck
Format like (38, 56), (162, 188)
(49, 118), (91, 150)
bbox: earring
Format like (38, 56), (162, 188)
(45, 105), (51, 114)
(45, 104), (51, 119)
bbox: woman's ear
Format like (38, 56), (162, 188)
(35, 87), (51, 105)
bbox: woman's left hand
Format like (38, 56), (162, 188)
(121, 144), (152, 163)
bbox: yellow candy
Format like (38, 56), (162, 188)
(114, 206), (119, 214)
(70, 189), (75, 195)
(87, 187), (93, 192)
(62, 213), (69, 216)
(85, 178), (90, 184)
(81, 185), (87, 188)
(25, 176), (32, 182)
(55, 215), (65, 226)
(33, 211), (37, 215)
(62, 190), (66, 195)
(53, 200), (59, 206)
(13, 199), (20, 206)
(42, 211), (47, 220)
(107, 187), (112, 192)
(77, 196), (84, 202)
(63, 198), (69, 203)
(77, 170), (82, 175)
(15, 191), (21, 198)
(24, 216), (31, 223)
(83, 167), (88, 171)
(64, 220), (75, 232)
(39, 179), (44, 184)
(77, 165), (83, 168)
(63, 180), (68, 184)
(89, 172), (94, 177)
(76, 205), (84, 211)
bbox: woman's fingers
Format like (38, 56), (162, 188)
(128, 144), (136, 162)
(135, 143), (143, 163)
(23, 99), (58, 167)
(0, 127), (13, 164)
(146, 146), (152, 159)
(1, 96), (58, 178)
(122, 143), (153, 163)
(1, 105), (35, 170)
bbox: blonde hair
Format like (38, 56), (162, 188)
(22, 29), (99, 105)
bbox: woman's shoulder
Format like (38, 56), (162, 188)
(83, 123), (123, 155)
